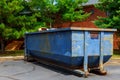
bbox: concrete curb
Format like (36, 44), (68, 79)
(0, 56), (24, 62)
(111, 58), (120, 60)
(111, 57), (120, 60)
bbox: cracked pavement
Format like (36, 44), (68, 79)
(0, 59), (120, 80)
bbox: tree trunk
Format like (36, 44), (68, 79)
(0, 38), (5, 54)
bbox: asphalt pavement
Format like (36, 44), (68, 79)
(0, 59), (120, 80)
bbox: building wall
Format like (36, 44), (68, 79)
(83, 5), (107, 21)
(114, 33), (120, 50)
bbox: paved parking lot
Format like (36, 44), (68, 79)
(0, 59), (120, 80)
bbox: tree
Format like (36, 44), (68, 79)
(95, 0), (120, 31)
(95, 0), (120, 51)
(0, 0), (42, 53)
(29, 0), (90, 28)
(0, 0), (90, 53)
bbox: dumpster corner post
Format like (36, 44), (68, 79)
(83, 31), (89, 77)
(99, 32), (107, 75)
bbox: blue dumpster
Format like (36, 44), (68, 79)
(24, 27), (116, 77)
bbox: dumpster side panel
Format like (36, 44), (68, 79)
(103, 32), (113, 55)
(71, 31), (101, 56)
(72, 31), (84, 57)
(71, 31), (84, 66)
(86, 31), (101, 56)
(25, 28), (115, 67)
(85, 31), (101, 67)
(26, 31), (72, 64)
(70, 31), (113, 67)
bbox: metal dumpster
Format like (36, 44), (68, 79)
(24, 27), (116, 77)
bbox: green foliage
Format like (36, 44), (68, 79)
(29, 0), (90, 27)
(95, 0), (120, 31)
(0, 0), (90, 40)
(0, 50), (24, 56)
(0, 0), (43, 40)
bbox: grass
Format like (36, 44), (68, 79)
(112, 50), (120, 59)
(0, 50), (24, 57)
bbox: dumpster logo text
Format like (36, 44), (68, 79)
(90, 32), (99, 39)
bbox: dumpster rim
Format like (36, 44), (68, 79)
(25, 27), (117, 35)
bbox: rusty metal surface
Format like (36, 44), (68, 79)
(25, 28), (115, 65)
(25, 28), (116, 77)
